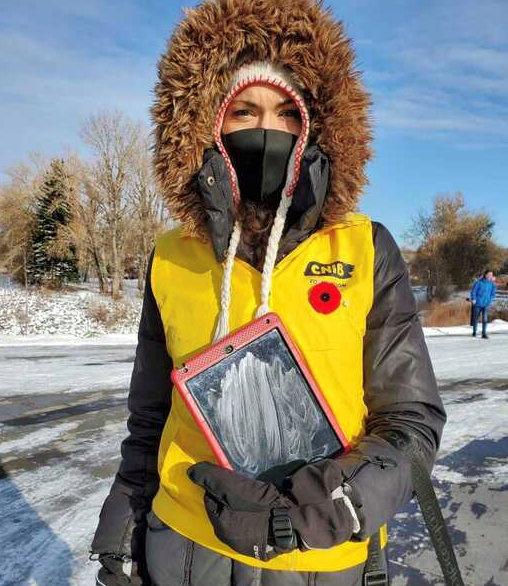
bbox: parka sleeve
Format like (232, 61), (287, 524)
(470, 280), (478, 302)
(91, 249), (173, 562)
(335, 222), (447, 540)
(490, 283), (497, 305)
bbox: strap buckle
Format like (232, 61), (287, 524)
(363, 570), (389, 586)
(271, 508), (296, 552)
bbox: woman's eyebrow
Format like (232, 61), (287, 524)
(277, 98), (295, 107)
(229, 98), (296, 109)
(230, 100), (258, 109)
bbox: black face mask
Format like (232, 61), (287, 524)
(222, 128), (298, 207)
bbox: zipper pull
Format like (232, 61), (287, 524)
(367, 455), (397, 470)
(344, 455), (398, 483)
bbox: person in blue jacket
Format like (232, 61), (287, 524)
(470, 270), (497, 338)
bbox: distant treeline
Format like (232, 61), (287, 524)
(0, 110), (174, 297)
(404, 192), (507, 301)
(1, 111), (507, 302)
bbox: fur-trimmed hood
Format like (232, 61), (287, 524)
(151, 0), (372, 239)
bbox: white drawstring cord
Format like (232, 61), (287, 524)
(255, 194), (292, 318)
(255, 142), (299, 319)
(212, 221), (242, 343)
(212, 191), (293, 342)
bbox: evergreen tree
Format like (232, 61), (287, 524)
(31, 159), (80, 286)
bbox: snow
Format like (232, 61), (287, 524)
(0, 417), (127, 586)
(1, 333), (507, 585)
(0, 421), (81, 454)
(424, 330), (508, 379)
(436, 389), (508, 482)
(423, 319), (508, 337)
(423, 333), (508, 482)
(0, 346), (135, 396)
(1, 275), (506, 346)
(0, 276), (142, 339)
(0, 333), (136, 347)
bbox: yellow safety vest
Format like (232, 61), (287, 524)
(151, 213), (387, 571)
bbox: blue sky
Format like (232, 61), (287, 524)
(1, 0), (507, 246)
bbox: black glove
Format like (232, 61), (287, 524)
(188, 462), (295, 561)
(188, 460), (359, 559)
(96, 554), (138, 586)
(282, 459), (357, 550)
(91, 482), (152, 586)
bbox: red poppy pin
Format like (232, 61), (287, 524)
(308, 281), (341, 314)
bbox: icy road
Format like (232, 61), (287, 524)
(0, 333), (507, 586)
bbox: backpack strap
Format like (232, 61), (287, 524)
(381, 430), (466, 586)
(362, 530), (389, 586)
(409, 448), (465, 585)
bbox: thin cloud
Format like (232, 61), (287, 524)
(0, 10), (159, 179)
(367, 7), (508, 146)
(394, 44), (508, 96)
(419, 0), (508, 46)
(374, 83), (508, 138)
(345, 0), (507, 146)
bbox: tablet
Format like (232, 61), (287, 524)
(171, 313), (349, 479)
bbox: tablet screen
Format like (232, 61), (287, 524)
(185, 328), (342, 478)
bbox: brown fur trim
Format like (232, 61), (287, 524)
(151, 0), (372, 239)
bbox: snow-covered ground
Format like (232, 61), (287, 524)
(390, 332), (508, 585)
(0, 274), (507, 585)
(424, 318), (508, 337)
(2, 275), (506, 343)
(0, 275), (142, 339)
(0, 345), (135, 397)
(0, 332), (136, 348)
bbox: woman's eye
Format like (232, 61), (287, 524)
(280, 109), (301, 119)
(232, 109), (252, 118)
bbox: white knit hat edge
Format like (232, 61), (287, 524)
(228, 61), (305, 100)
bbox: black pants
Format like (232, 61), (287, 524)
(145, 511), (365, 586)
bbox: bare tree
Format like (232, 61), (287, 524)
(80, 110), (141, 297)
(128, 129), (168, 290)
(0, 154), (48, 284)
(71, 165), (109, 292)
(406, 193), (503, 301)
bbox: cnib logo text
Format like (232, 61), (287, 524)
(304, 260), (355, 280)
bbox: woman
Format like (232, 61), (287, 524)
(91, 1), (446, 585)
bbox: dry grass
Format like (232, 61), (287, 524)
(86, 299), (132, 327)
(14, 307), (30, 327)
(491, 306), (508, 322)
(420, 300), (472, 327)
